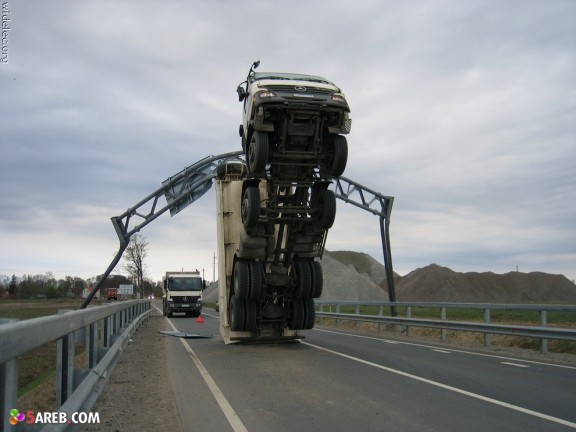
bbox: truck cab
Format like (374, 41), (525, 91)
(237, 61), (350, 180)
(162, 271), (204, 318)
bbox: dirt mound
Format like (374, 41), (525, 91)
(324, 250), (400, 290)
(319, 253), (390, 302)
(396, 264), (576, 303)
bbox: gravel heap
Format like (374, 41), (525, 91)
(204, 251), (576, 304)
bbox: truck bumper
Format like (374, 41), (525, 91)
(167, 302), (202, 314)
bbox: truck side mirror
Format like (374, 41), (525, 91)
(237, 85), (248, 102)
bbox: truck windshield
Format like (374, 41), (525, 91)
(168, 278), (202, 291)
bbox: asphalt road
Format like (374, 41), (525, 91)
(153, 301), (576, 432)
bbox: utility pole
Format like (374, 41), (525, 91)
(213, 252), (216, 283)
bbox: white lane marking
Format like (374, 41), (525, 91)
(302, 341), (576, 429)
(501, 362), (530, 368)
(432, 349), (451, 354)
(312, 328), (576, 370)
(154, 305), (248, 432)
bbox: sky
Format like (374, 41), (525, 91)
(0, 0), (574, 284)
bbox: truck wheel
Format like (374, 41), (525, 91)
(233, 261), (251, 300)
(247, 132), (269, 176)
(241, 186), (260, 234)
(230, 295), (246, 331)
(248, 261), (263, 300)
(289, 299), (305, 330)
(309, 261), (323, 298)
(244, 299), (258, 331)
(325, 135), (348, 177)
(314, 189), (336, 231)
(294, 260), (313, 298)
(302, 298), (316, 330)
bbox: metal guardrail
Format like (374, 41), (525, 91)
(0, 300), (151, 431)
(315, 301), (576, 353)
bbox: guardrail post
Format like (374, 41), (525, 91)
(484, 308), (492, 346)
(87, 322), (98, 369)
(336, 304), (341, 328)
(540, 310), (548, 354)
(406, 306), (412, 337)
(104, 315), (112, 347)
(355, 305), (360, 330)
(441, 307), (447, 342)
(0, 318), (19, 432)
(1, 358), (18, 432)
(56, 332), (75, 407)
(378, 305), (384, 333)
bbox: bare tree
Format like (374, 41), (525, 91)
(122, 233), (149, 298)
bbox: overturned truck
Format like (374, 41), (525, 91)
(217, 61), (352, 343)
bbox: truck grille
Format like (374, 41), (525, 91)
(267, 85), (333, 96)
(172, 296), (200, 303)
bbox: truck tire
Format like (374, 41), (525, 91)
(289, 299), (305, 330)
(230, 296), (258, 332)
(309, 261), (323, 298)
(241, 186), (260, 234)
(289, 298), (315, 330)
(248, 261), (263, 300)
(294, 260), (313, 298)
(247, 132), (269, 176)
(244, 299), (258, 331)
(302, 298), (316, 329)
(230, 295), (246, 331)
(233, 261), (251, 300)
(314, 189), (336, 231)
(325, 135), (348, 177)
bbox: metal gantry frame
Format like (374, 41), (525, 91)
(332, 176), (396, 302)
(80, 151), (396, 308)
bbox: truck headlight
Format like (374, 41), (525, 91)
(331, 93), (346, 103)
(255, 90), (276, 100)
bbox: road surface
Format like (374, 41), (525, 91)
(154, 301), (576, 432)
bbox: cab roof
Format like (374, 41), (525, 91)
(250, 72), (334, 85)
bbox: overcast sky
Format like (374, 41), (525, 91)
(1, 0), (574, 284)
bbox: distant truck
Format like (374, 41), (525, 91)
(106, 288), (118, 300)
(162, 271), (204, 318)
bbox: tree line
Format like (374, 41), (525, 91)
(0, 273), (159, 300)
(0, 234), (159, 300)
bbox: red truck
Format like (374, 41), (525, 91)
(107, 288), (118, 300)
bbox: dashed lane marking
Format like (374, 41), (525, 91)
(501, 362), (530, 368)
